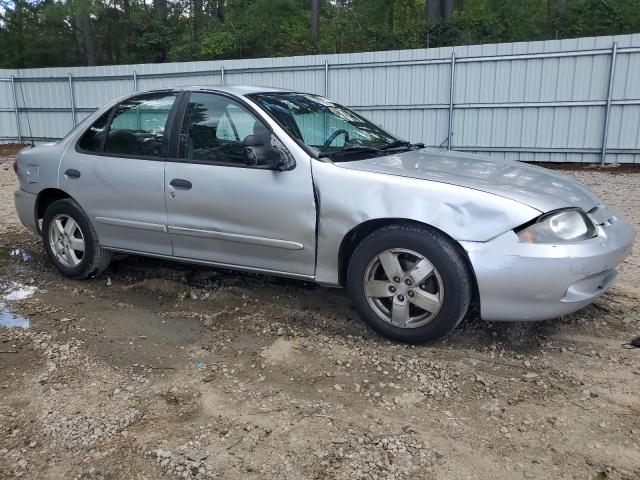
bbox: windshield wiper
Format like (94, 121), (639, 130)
(379, 140), (410, 150)
(318, 146), (380, 158)
(379, 140), (425, 151)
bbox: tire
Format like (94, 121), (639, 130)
(42, 198), (111, 280)
(347, 224), (472, 343)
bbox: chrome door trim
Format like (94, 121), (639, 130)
(102, 246), (315, 281)
(167, 226), (304, 250)
(95, 216), (168, 232)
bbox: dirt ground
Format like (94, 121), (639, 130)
(1, 149), (639, 480)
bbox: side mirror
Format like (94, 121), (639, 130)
(243, 135), (281, 170)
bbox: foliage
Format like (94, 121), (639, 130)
(0, 0), (638, 69)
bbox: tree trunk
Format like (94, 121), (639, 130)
(153, 0), (168, 61)
(443, 0), (454, 21)
(553, 0), (566, 39)
(79, 13), (97, 66)
(193, 0), (204, 40)
(14, 0), (25, 67)
(216, 0), (225, 23)
(311, 0), (320, 42)
(14, 0), (22, 21)
(153, 0), (168, 20)
(426, 0), (442, 22)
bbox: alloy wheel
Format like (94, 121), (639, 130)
(48, 214), (85, 268)
(363, 248), (444, 328)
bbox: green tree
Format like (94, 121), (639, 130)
(0, 0), (639, 69)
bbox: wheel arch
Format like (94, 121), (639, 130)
(337, 218), (480, 303)
(35, 188), (74, 234)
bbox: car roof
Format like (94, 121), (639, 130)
(169, 85), (293, 96)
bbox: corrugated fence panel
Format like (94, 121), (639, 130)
(0, 69), (19, 140)
(1, 34), (639, 162)
(451, 35), (619, 163)
(74, 79), (134, 109)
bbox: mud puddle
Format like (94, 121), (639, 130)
(0, 245), (35, 263)
(0, 303), (29, 329)
(0, 278), (37, 329)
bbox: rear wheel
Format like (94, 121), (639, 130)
(347, 224), (472, 343)
(42, 199), (111, 279)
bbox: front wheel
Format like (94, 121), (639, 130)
(42, 198), (111, 280)
(347, 224), (472, 343)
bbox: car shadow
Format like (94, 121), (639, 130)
(108, 253), (589, 353)
(3, 247), (612, 356)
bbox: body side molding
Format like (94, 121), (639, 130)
(95, 217), (168, 233)
(167, 226), (304, 251)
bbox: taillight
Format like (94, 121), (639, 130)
(13, 159), (18, 175)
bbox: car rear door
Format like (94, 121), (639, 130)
(60, 91), (179, 255)
(164, 90), (316, 277)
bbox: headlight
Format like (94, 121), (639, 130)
(516, 208), (597, 244)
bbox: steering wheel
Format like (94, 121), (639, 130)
(324, 129), (350, 147)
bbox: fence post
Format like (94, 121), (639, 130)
(10, 75), (22, 144)
(601, 42), (618, 165)
(221, 65), (225, 85)
(325, 59), (329, 96)
(68, 73), (76, 127)
(133, 70), (138, 92)
(447, 52), (456, 150)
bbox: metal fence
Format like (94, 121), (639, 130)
(1, 33), (640, 163)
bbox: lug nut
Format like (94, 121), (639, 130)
(405, 279), (412, 286)
(389, 285), (396, 293)
(408, 291), (414, 297)
(397, 294), (405, 302)
(393, 276), (401, 283)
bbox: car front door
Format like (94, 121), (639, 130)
(60, 91), (178, 255)
(164, 91), (316, 277)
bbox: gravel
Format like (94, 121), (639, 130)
(1, 155), (639, 479)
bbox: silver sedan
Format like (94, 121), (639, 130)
(13, 86), (636, 343)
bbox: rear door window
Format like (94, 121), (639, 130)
(104, 92), (177, 157)
(77, 110), (110, 153)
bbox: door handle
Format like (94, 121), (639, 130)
(170, 178), (192, 189)
(65, 169), (81, 179)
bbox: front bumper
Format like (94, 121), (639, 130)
(461, 212), (635, 321)
(14, 189), (39, 235)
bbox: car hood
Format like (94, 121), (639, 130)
(336, 148), (601, 213)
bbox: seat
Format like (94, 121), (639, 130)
(105, 129), (141, 155)
(253, 120), (272, 146)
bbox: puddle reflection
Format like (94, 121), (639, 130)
(0, 302), (29, 329)
(0, 247), (37, 329)
(9, 249), (31, 262)
(3, 282), (38, 301)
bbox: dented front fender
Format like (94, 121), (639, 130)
(312, 161), (541, 285)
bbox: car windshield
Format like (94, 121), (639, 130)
(249, 92), (400, 159)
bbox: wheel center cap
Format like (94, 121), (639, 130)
(395, 283), (409, 295)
